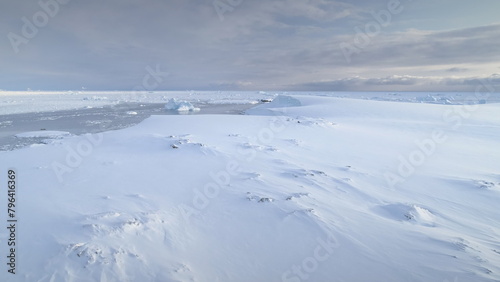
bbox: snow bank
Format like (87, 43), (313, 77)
(268, 95), (302, 107)
(164, 98), (200, 112)
(245, 95), (302, 116)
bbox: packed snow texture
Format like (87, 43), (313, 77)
(0, 93), (499, 281)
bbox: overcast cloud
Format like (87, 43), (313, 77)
(1, 0), (499, 91)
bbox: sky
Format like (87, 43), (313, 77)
(1, 0), (499, 91)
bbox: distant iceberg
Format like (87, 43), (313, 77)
(165, 98), (200, 112)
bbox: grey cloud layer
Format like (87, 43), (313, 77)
(299, 74), (500, 92)
(1, 0), (499, 91)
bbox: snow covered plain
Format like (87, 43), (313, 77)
(0, 92), (500, 281)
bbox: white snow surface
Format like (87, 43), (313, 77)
(1, 94), (500, 281)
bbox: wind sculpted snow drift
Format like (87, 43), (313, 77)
(1, 95), (499, 282)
